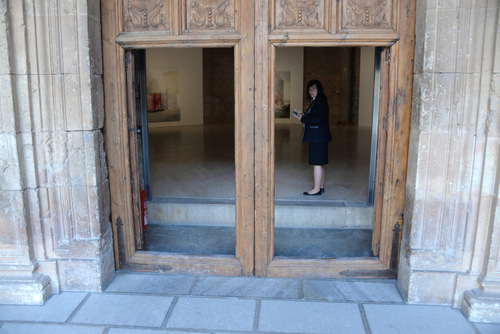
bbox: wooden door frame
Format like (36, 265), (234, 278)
(255, 0), (416, 278)
(101, 0), (415, 278)
(101, 0), (255, 276)
(254, 1), (415, 278)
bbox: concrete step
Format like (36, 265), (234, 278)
(147, 198), (373, 229)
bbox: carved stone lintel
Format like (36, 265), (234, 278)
(189, 0), (234, 30)
(125, 0), (169, 31)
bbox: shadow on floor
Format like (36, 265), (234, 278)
(144, 224), (374, 258)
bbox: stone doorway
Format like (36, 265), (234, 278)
(101, 0), (415, 278)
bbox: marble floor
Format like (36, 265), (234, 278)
(147, 123), (372, 203)
(144, 123), (374, 257)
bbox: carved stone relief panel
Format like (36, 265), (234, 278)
(124, 0), (170, 32)
(186, 0), (235, 31)
(342, 0), (392, 29)
(275, 0), (325, 30)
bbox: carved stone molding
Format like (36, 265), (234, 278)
(125, 0), (169, 31)
(276, 0), (323, 29)
(187, 0), (234, 30)
(343, 0), (391, 29)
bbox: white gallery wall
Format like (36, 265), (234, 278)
(146, 48), (203, 127)
(145, 47), (374, 127)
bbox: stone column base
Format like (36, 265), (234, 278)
(462, 289), (500, 323)
(0, 273), (52, 305)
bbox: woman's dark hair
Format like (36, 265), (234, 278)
(306, 79), (326, 100)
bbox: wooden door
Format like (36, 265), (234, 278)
(101, 0), (415, 278)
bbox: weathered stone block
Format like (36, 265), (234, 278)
(0, 133), (24, 191)
(0, 74), (15, 133)
(454, 274), (481, 308)
(435, 9), (460, 73)
(462, 289), (500, 323)
(58, 254), (114, 292)
(0, 191), (29, 258)
(407, 271), (457, 304)
(0, 3), (10, 76)
(0, 273), (52, 305)
(66, 131), (107, 187)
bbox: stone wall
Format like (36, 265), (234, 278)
(0, 1), (113, 304)
(400, 0), (500, 321)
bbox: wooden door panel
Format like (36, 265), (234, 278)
(102, 0), (415, 277)
(124, 0), (171, 32)
(340, 0), (395, 30)
(184, 0), (236, 31)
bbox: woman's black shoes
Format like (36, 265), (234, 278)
(303, 190), (322, 196)
(320, 188), (325, 193)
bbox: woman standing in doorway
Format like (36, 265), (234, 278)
(294, 79), (332, 196)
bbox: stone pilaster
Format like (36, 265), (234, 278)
(462, 2), (500, 319)
(0, 1), (52, 305)
(0, 0), (113, 304)
(400, 0), (500, 319)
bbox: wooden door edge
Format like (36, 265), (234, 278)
(125, 251), (244, 276)
(266, 257), (395, 279)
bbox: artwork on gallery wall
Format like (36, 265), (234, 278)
(147, 70), (181, 122)
(275, 71), (291, 118)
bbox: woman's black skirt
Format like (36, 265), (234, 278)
(308, 142), (329, 165)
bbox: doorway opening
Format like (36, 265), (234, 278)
(134, 47), (237, 256)
(273, 47), (379, 258)
(133, 46), (381, 259)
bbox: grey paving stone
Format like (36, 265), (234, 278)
(364, 304), (477, 334)
(0, 292), (87, 322)
(303, 279), (403, 303)
(108, 329), (210, 334)
(166, 297), (256, 332)
(259, 300), (365, 334)
(0, 323), (104, 334)
(71, 294), (173, 327)
(474, 322), (500, 334)
(106, 272), (194, 295)
(191, 276), (301, 299)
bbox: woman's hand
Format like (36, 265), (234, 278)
(293, 109), (303, 120)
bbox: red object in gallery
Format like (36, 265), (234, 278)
(154, 93), (162, 110)
(140, 189), (148, 230)
(147, 94), (155, 111)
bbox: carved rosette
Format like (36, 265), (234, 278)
(343, 0), (391, 29)
(276, 0), (323, 29)
(187, 0), (235, 30)
(124, 0), (169, 31)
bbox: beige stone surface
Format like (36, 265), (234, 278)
(0, 0), (112, 303)
(402, 0), (500, 322)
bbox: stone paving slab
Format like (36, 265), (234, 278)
(166, 297), (256, 332)
(259, 300), (366, 333)
(0, 323), (104, 334)
(0, 292), (87, 322)
(191, 275), (301, 299)
(364, 304), (479, 334)
(474, 322), (500, 334)
(302, 279), (403, 303)
(108, 329), (211, 334)
(1, 273), (500, 334)
(71, 294), (173, 327)
(106, 272), (195, 295)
